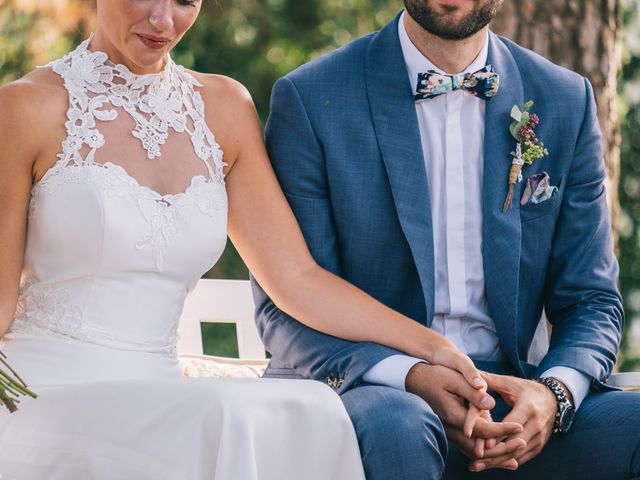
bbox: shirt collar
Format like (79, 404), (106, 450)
(398, 11), (490, 90)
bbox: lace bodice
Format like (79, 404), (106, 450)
(7, 38), (228, 356)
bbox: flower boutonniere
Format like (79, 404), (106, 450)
(502, 100), (549, 212)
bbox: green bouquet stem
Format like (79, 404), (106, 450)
(0, 350), (37, 413)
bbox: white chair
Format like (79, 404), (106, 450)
(609, 371), (640, 390)
(177, 279), (639, 389)
(177, 278), (266, 359)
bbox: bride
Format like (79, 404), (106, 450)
(0, 1), (492, 478)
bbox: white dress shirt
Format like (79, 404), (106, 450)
(363, 13), (590, 409)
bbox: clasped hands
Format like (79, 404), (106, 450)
(407, 343), (558, 472)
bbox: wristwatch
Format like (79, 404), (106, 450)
(535, 376), (575, 435)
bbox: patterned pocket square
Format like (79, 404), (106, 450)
(520, 171), (558, 206)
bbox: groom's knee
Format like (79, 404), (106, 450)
(341, 384), (447, 480)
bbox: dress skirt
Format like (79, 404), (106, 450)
(0, 337), (365, 480)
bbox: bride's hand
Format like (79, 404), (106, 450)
(423, 338), (489, 438)
(428, 338), (486, 392)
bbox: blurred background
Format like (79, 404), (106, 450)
(1, 0), (639, 369)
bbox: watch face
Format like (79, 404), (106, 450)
(558, 403), (575, 432)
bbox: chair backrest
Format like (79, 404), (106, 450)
(177, 279), (266, 359)
(608, 372), (640, 390)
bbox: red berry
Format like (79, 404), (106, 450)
(519, 125), (533, 138)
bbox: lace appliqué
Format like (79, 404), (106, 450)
(11, 277), (84, 340)
(37, 36), (228, 270)
(131, 176), (227, 270)
(49, 36), (226, 173)
(10, 276), (180, 356)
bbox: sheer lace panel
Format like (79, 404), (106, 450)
(46, 35), (226, 204)
(91, 107), (210, 197)
(30, 36), (229, 273)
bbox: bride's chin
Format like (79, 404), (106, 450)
(125, 50), (168, 74)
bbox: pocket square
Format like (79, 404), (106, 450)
(520, 171), (558, 206)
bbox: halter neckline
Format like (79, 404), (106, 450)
(47, 34), (223, 166)
(82, 32), (174, 78)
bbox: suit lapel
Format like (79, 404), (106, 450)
(365, 17), (435, 324)
(483, 33), (525, 369)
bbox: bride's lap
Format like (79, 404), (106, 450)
(3, 377), (347, 426)
(1, 378), (353, 451)
(0, 378), (360, 480)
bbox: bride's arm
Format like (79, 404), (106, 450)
(200, 75), (485, 391)
(0, 81), (43, 337)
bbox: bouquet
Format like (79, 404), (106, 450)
(0, 350), (37, 413)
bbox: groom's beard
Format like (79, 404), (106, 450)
(403, 0), (504, 40)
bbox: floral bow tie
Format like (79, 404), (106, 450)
(413, 65), (500, 102)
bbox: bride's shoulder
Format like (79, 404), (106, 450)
(189, 71), (255, 112)
(187, 71), (260, 165)
(0, 67), (68, 169)
(0, 67), (67, 129)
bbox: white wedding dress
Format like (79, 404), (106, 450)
(0, 38), (365, 480)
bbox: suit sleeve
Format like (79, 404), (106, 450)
(535, 77), (623, 389)
(252, 76), (401, 394)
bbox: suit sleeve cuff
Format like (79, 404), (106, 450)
(362, 355), (424, 391)
(540, 366), (591, 410)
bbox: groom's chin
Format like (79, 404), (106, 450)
(404, 0), (504, 41)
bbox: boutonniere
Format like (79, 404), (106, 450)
(502, 100), (549, 212)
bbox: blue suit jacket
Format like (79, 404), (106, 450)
(252, 15), (622, 394)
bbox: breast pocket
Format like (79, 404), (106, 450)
(519, 175), (564, 223)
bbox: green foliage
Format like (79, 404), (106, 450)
(0, 7), (40, 84)
(509, 105), (528, 137)
(175, 0), (402, 122)
(180, 0), (402, 278)
(205, 240), (248, 280)
(0, 0), (91, 84)
(201, 323), (239, 357)
(619, 0), (640, 370)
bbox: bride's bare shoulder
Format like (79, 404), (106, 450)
(188, 71), (260, 165)
(0, 67), (67, 129)
(190, 71), (255, 112)
(0, 67), (68, 167)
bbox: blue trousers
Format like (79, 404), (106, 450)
(341, 383), (640, 480)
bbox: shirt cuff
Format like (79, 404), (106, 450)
(540, 366), (591, 410)
(362, 355), (424, 391)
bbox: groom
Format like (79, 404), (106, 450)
(253, 1), (640, 478)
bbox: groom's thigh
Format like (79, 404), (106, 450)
(444, 390), (640, 480)
(341, 383), (448, 480)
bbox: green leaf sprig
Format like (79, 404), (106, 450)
(509, 100), (549, 165)
(0, 350), (37, 413)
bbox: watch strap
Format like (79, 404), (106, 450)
(535, 376), (574, 434)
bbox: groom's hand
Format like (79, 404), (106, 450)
(466, 372), (558, 472)
(405, 364), (525, 464)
